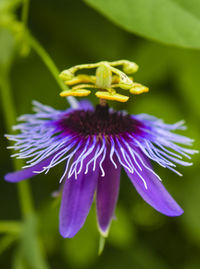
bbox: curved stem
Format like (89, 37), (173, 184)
(0, 75), (34, 217)
(21, 0), (30, 27)
(28, 33), (79, 108)
(1, 73), (49, 268)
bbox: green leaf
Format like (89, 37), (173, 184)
(84, 0), (200, 49)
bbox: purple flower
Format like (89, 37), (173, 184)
(5, 100), (197, 238)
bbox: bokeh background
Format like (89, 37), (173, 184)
(1, 0), (200, 268)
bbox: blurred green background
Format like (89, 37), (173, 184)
(1, 0), (200, 268)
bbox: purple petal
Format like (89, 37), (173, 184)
(59, 152), (99, 238)
(125, 148), (183, 216)
(96, 154), (121, 236)
(4, 155), (55, 182)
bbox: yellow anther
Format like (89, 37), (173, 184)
(59, 60), (148, 103)
(114, 83), (133, 90)
(65, 75), (96, 86)
(60, 89), (91, 97)
(72, 84), (97, 90)
(129, 83), (149, 95)
(95, 91), (129, 102)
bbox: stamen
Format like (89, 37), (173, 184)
(59, 60), (148, 103)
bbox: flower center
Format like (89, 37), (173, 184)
(57, 105), (142, 137)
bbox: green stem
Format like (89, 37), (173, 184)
(0, 221), (21, 234)
(27, 32), (79, 108)
(21, 0), (30, 28)
(0, 74), (16, 131)
(0, 75), (34, 217)
(1, 72), (49, 269)
(17, 174), (34, 216)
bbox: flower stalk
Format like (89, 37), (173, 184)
(21, 0), (30, 28)
(59, 60), (149, 102)
(0, 63), (49, 269)
(0, 74), (34, 217)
